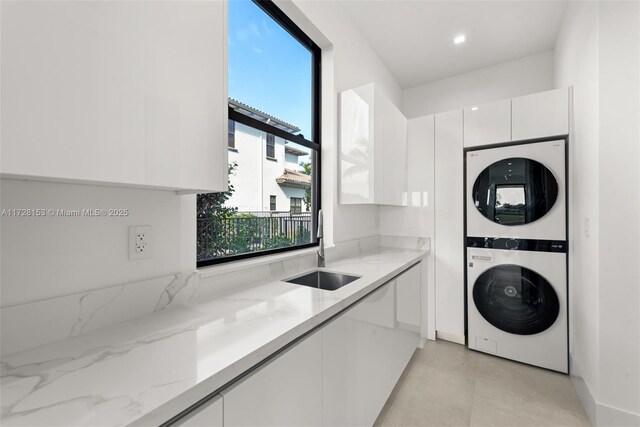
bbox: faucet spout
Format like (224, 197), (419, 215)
(317, 209), (325, 268)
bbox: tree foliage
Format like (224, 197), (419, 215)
(197, 162), (310, 262)
(299, 161), (312, 211)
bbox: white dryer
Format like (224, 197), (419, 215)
(467, 238), (567, 373)
(466, 140), (566, 241)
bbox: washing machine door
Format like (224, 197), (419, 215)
(473, 264), (560, 335)
(471, 157), (558, 226)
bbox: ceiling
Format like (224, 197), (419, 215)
(339, 1), (568, 89)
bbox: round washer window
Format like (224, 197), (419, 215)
(473, 264), (560, 335)
(472, 157), (558, 226)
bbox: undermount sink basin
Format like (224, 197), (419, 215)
(284, 270), (361, 291)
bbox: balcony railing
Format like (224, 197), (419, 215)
(197, 212), (312, 261)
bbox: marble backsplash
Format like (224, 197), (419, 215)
(1, 234), (429, 356)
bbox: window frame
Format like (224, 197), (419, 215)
(290, 197), (302, 214)
(265, 133), (275, 159)
(270, 195), (277, 211)
(197, 0), (321, 268)
(228, 119), (236, 149)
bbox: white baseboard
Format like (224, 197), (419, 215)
(570, 355), (640, 427)
(597, 402), (640, 427)
(435, 330), (466, 345)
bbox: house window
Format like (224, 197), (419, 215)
(228, 119), (236, 149)
(196, 0), (321, 267)
(290, 197), (302, 214)
(266, 134), (275, 159)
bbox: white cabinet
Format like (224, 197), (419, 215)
(222, 331), (323, 427)
(323, 304), (367, 427)
(339, 83), (408, 206)
(434, 110), (465, 341)
(172, 396), (223, 427)
(396, 263), (421, 330)
(463, 99), (512, 147)
(323, 277), (421, 427)
(0, 1), (227, 193)
(512, 87), (570, 141)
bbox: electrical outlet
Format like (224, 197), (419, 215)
(129, 226), (152, 260)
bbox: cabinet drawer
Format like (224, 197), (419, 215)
(172, 396), (223, 427)
(222, 331), (323, 427)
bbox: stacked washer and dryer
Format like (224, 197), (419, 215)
(465, 139), (568, 373)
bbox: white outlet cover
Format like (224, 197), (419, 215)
(129, 225), (152, 260)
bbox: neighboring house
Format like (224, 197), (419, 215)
(226, 99), (311, 213)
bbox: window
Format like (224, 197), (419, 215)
(228, 119), (236, 149)
(197, 0), (321, 267)
(266, 134), (275, 159)
(290, 197), (302, 214)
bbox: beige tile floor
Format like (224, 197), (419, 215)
(375, 340), (591, 427)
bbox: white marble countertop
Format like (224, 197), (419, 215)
(1, 248), (427, 427)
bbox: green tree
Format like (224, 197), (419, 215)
(196, 162), (238, 260)
(299, 161), (312, 211)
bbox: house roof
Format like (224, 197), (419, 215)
(229, 98), (301, 134)
(276, 168), (311, 188)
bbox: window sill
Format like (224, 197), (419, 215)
(265, 157), (277, 162)
(228, 147), (238, 152)
(197, 244), (334, 279)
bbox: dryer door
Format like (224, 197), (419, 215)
(471, 157), (558, 226)
(472, 264), (559, 335)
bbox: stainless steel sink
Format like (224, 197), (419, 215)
(284, 270), (361, 291)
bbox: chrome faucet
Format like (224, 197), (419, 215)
(317, 209), (325, 268)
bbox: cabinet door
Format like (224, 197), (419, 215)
(382, 106), (408, 206)
(360, 282), (419, 426)
(339, 83), (407, 206)
(512, 87), (570, 141)
(434, 109), (465, 339)
(172, 396), (223, 427)
(323, 306), (367, 427)
(0, 1), (227, 192)
(222, 331), (323, 427)
(396, 263), (421, 330)
(339, 84), (375, 204)
(463, 99), (512, 147)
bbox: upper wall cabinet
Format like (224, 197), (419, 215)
(512, 87), (570, 141)
(339, 83), (408, 206)
(463, 99), (511, 148)
(0, 1), (228, 193)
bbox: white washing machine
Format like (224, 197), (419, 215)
(467, 238), (568, 373)
(466, 140), (566, 241)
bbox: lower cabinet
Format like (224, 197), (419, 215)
(172, 396), (223, 427)
(324, 267), (421, 427)
(171, 263), (422, 427)
(222, 331), (323, 427)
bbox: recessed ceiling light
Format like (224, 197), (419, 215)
(471, 106), (478, 111)
(454, 35), (466, 45)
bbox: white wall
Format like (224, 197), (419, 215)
(288, 0), (403, 244)
(596, 1), (639, 423)
(555, 1), (640, 425)
(402, 50), (554, 119)
(553, 1), (601, 420)
(0, 179), (195, 307)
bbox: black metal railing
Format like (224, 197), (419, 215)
(197, 212), (312, 261)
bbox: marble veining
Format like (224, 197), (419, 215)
(1, 248), (427, 427)
(1, 272), (200, 357)
(380, 235), (431, 251)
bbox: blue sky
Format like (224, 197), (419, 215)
(228, 0), (313, 140)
